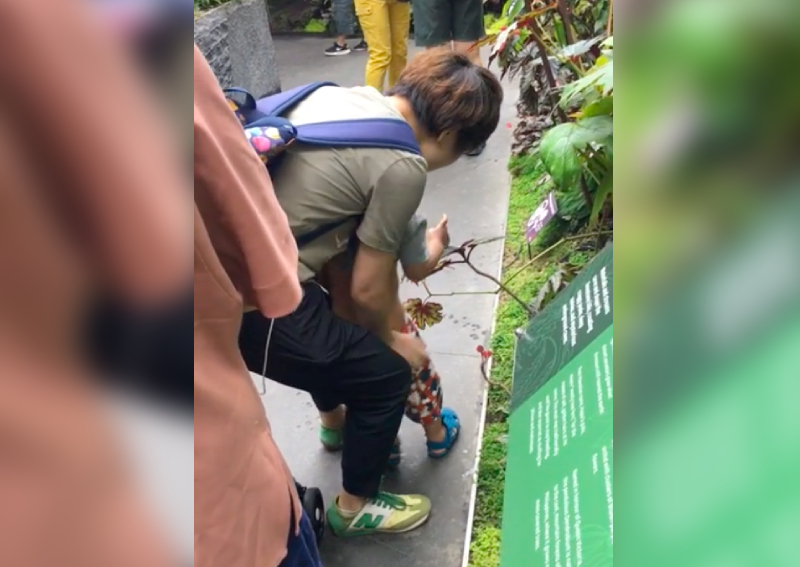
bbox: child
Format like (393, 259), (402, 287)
(318, 213), (461, 467)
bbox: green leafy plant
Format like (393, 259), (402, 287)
(527, 264), (575, 313)
(540, 36), (613, 226)
(303, 18), (327, 33)
(481, 2), (614, 237)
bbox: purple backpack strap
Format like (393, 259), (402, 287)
(255, 81), (338, 117)
(295, 118), (420, 155)
(247, 81), (421, 155)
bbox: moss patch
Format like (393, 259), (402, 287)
(470, 526), (502, 566)
(468, 152), (599, 565)
(303, 18), (327, 33)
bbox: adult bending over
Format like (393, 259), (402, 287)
(239, 48), (502, 538)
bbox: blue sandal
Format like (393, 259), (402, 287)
(427, 408), (461, 459)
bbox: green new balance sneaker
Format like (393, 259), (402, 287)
(327, 492), (432, 537)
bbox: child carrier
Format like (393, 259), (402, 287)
(225, 81), (421, 248)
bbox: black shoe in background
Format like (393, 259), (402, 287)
(353, 40), (368, 51)
(465, 142), (487, 157)
(324, 42), (351, 56)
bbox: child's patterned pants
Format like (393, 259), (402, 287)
(402, 316), (443, 426)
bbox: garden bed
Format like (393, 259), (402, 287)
(467, 2), (613, 563)
(467, 152), (600, 566)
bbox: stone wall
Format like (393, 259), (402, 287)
(194, 0), (281, 97)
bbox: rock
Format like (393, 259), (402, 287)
(194, 0), (281, 97)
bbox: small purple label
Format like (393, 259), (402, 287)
(526, 191), (558, 242)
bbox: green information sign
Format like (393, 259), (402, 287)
(501, 246), (613, 567)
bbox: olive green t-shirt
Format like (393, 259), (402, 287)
(271, 86), (428, 282)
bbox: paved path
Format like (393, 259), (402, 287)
(258, 36), (517, 567)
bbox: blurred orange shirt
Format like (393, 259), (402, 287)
(193, 44), (304, 567)
(0, 1), (190, 567)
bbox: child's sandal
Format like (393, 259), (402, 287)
(427, 408), (461, 459)
(318, 423), (344, 452)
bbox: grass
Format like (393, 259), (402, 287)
(468, 152), (598, 566)
(194, 0), (232, 10)
(303, 18), (327, 33)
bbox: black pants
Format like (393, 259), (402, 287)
(239, 282), (411, 497)
(85, 287), (193, 409)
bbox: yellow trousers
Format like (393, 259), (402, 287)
(354, 0), (411, 91)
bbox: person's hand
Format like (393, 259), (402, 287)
(389, 331), (430, 370)
(428, 214), (450, 249)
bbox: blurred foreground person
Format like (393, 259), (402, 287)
(0, 1), (190, 566)
(193, 45), (323, 567)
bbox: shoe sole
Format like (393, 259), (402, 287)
(324, 50), (351, 56)
(331, 511), (431, 538)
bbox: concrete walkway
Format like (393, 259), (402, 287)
(258, 36), (517, 567)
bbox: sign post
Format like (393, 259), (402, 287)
(501, 245), (614, 567)
(526, 191), (559, 242)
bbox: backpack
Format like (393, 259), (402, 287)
(224, 81), (421, 248)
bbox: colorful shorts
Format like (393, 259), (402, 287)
(402, 316), (443, 426)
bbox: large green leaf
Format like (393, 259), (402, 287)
(580, 96), (614, 118)
(560, 59), (614, 108)
(539, 117), (613, 190)
(590, 171), (613, 226)
(558, 36), (604, 60)
(539, 123), (584, 190)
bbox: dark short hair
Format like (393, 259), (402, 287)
(387, 47), (503, 154)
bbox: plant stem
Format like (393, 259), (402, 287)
(424, 290), (499, 299)
(531, 31), (569, 123)
(481, 360), (511, 393)
(461, 256), (534, 315)
(607, 0), (614, 35)
(414, 230), (611, 324)
(557, 0), (576, 45)
(579, 174), (594, 210)
(504, 231), (613, 285)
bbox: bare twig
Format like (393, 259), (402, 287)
(409, 229), (611, 329)
(504, 230), (613, 285)
(461, 257), (533, 314)
(424, 290), (499, 299)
